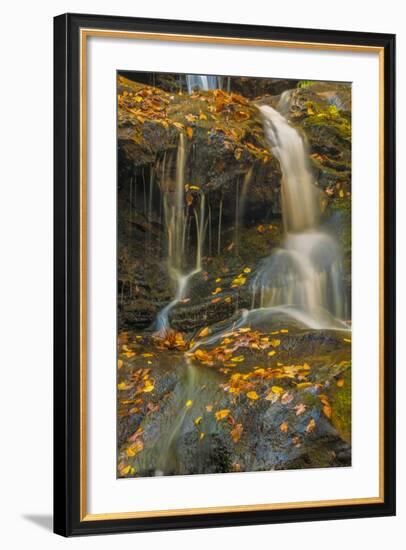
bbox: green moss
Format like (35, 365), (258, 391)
(303, 101), (351, 140)
(329, 366), (352, 443)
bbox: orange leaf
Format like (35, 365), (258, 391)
(231, 423), (243, 443)
(280, 421), (289, 433)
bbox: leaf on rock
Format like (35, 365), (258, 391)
(126, 440), (144, 457)
(305, 418), (316, 434)
(280, 421), (289, 433)
(198, 326), (211, 338)
(246, 391), (259, 401)
(215, 409), (230, 421)
(231, 423), (243, 443)
(294, 403), (306, 416)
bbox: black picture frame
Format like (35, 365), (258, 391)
(54, 12), (396, 536)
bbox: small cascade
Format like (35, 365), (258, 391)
(186, 74), (220, 93)
(249, 105), (346, 329)
(155, 133), (206, 333)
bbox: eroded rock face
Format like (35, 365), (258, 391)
(117, 75), (351, 333)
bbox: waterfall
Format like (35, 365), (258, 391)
(155, 133), (205, 333)
(186, 74), (219, 93)
(250, 105), (346, 329)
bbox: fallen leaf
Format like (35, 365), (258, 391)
(142, 380), (155, 393)
(186, 127), (193, 139)
(305, 418), (316, 434)
(268, 350), (276, 357)
(294, 403), (306, 415)
(194, 416), (202, 425)
(198, 326), (210, 338)
(280, 421), (289, 433)
(185, 400), (193, 408)
(215, 409), (230, 421)
(128, 428), (144, 442)
(271, 385), (284, 395)
(270, 339), (281, 347)
(231, 423), (243, 443)
(323, 404), (332, 418)
(243, 267), (251, 273)
(199, 432), (205, 440)
(212, 287), (222, 295)
(117, 359), (123, 369)
(336, 379), (345, 387)
(126, 440), (144, 457)
(206, 405), (213, 412)
(118, 382), (131, 391)
(246, 391), (259, 400)
(281, 392), (294, 405)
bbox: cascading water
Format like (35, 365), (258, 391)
(155, 133), (206, 333)
(186, 74), (219, 93)
(250, 105), (347, 329)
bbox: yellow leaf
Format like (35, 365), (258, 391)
(305, 418), (316, 434)
(246, 391), (259, 400)
(189, 185), (200, 191)
(215, 277), (222, 283)
(271, 385), (284, 395)
(268, 350), (276, 357)
(270, 339), (281, 347)
(231, 276), (246, 287)
(143, 380), (155, 393)
(142, 353), (154, 357)
(280, 329), (289, 333)
(118, 382), (131, 390)
(185, 400), (193, 408)
(336, 379), (345, 387)
(212, 287), (222, 295)
(126, 440), (144, 457)
(199, 432), (205, 440)
(198, 326), (210, 338)
(280, 421), (289, 433)
(206, 405), (213, 412)
(215, 409), (230, 421)
(194, 416), (202, 425)
(123, 351), (135, 358)
(120, 465), (133, 475)
(343, 338), (351, 343)
(339, 189), (345, 198)
(231, 355), (245, 363)
(199, 112), (207, 120)
(224, 297), (232, 303)
(186, 127), (193, 139)
(243, 267), (251, 273)
(117, 359), (123, 369)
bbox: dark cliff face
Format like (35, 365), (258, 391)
(117, 75), (351, 332)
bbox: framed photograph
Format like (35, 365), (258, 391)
(54, 13), (396, 536)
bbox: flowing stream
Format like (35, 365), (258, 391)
(249, 105), (347, 330)
(186, 74), (220, 93)
(155, 133), (206, 333)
